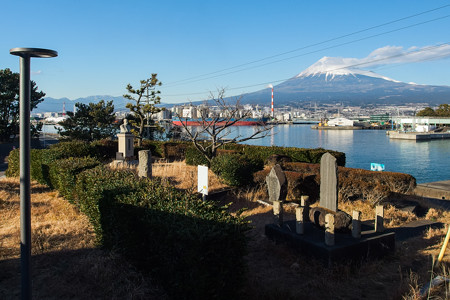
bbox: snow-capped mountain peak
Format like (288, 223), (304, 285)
(297, 56), (399, 82)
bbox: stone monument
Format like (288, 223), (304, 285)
(319, 153), (338, 212)
(117, 119), (134, 160)
(266, 164), (287, 202)
(138, 150), (152, 178)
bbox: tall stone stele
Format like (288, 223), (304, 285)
(319, 152), (338, 212)
(266, 164), (287, 203)
(116, 119), (134, 160)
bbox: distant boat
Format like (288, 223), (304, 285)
(172, 117), (269, 126)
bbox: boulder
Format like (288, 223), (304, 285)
(309, 206), (352, 232)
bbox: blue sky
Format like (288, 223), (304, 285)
(1, 0), (450, 103)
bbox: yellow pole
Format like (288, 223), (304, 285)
(437, 225), (450, 264)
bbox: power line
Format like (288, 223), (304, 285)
(164, 4), (450, 87)
(163, 43), (450, 98)
(164, 14), (450, 91)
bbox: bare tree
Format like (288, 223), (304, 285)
(176, 89), (274, 164)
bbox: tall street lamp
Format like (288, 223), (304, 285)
(9, 47), (58, 300)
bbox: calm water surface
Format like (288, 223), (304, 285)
(231, 124), (450, 184)
(44, 124), (449, 183)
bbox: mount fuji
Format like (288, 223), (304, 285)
(239, 56), (450, 105)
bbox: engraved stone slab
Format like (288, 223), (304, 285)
(138, 150), (152, 178)
(266, 164), (287, 202)
(320, 153), (338, 212)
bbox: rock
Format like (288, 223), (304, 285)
(266, 164), (287, 202)
(309, 206), (352, 232)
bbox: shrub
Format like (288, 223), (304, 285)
(140, 140), (164, 158)
(72, 166), (249, 299)
(48, 140), (94, 159)
(185, 146), (210, 166)
(211, 153), (261, 187)
(115, 182), (249, 299)
(48, 156), (101, 202)
(6, 148), (54, 185)
(223, 144), (346, 166)
(90, 139), (117, 161)
(5, 148), (19, 177)
(161, 142), (189, 160)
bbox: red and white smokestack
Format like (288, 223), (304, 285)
(271, 87), (274, 119)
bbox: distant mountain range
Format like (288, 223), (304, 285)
(238, 56), (450, 106)
(36, 56), (450, 113)
(34, 95), (130, 113)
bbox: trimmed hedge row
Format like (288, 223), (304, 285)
(211, 153), (263, 186)
(69, 165), (248, 299)
(6, 145), (249, 299)
(184, 144), (346, 167)
(223, 144), (346, 166)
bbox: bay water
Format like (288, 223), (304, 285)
(231, 124), (450, 184)
(43, 124), (449, 183)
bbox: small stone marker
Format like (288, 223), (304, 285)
(266, 164), (287, 202)
(352, 210), (361, 239)
(375, 205), (384, 233)
(273, 200), (283, 226)
(138, 150), (152, 178)
(296, 206), (304, 234)
(320, 153), (338, 212)
(325, 213), (335, 246)
(301, 195), (310, 220)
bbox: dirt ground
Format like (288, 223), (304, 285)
(1, 161), (449, 299)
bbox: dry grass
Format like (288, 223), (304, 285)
(2, 160), (450, 299)
(0, 178), (166, 299)
(121, 160), (230, 192)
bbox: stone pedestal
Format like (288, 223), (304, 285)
(296, 206), (305, 235)
(117, 132), (134, 159)
(273, 200), (283, 226)
(375, 205), (384, 233)
(352, 210), (361, 239)
(325, 213), (335, 246)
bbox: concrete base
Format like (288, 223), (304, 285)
(388, 131), (450, 140)
(415, 180), (450, 200)
(265, 221), (395, 267)
(109, 159), (138, 169)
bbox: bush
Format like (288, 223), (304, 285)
(90, 139), (117, 161)
(72, 166), (249, 299)
(223, 144), (346, 166)
(6, 148), (55, 185)
(211, 153), (261, 186)
(48, 140), (94, 159)
(185, 146), (210, 166)
(48, 156), (101, 202)
(5, 148), (19, 177)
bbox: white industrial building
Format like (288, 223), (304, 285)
(327, 117), (354, 126)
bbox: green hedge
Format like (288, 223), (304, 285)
(211, 153), (263, 186)
(48, 156), (101, 202)
(72, 166), (249, 299)
(185, 146), (210, 166)
(223, 144), (346, 166)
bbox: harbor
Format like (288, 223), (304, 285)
(387, 130), (450, 140)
